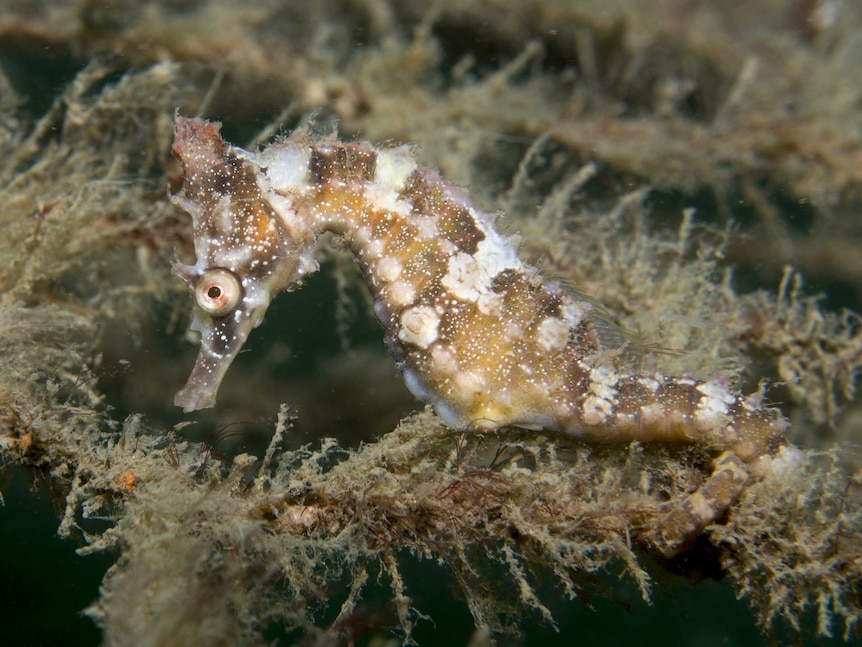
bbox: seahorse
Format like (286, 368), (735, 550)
(170, 116), (796, 555)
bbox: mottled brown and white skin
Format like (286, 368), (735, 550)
(170, 116), (798, 555)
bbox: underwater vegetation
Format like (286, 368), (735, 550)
(0, 1), (861, 645)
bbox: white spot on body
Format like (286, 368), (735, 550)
(582, 395), (614, 426)
(374, 148), (417, 193)
(454, 370), (486, 396)
(581, 365), (620, 425)
(476, 291), (502, 316)
(638, 375), (662, 393)
(387, 280), (416, 307)
(589, 365), (619, 402)
(398, 305), (439, 349)
(535, 317), (569, 352)
(431, 205), (527, 306)
(694, 380), (736, 431)
(441, 252), (484, 301)
(436, 238), (458, 256)
(362, 147), (417, 219)
(365, 239), (386, 260)
(558, 293), (592, 330)
(254, 145), (312, 192)
(414, 215), (441, 241)
(365, 185), (413, 219)
(354, 226), (372, 247)
(377, 257), (403, 283)
(697, 379), (737, 403)
(471, 228), (524, 280)
(430, 342), (458, 373)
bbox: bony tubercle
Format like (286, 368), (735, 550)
(170, 115), (802, 556)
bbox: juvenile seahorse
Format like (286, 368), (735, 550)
(170, 116), (796, 555)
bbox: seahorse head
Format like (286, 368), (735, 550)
(170, 117), (317, 411)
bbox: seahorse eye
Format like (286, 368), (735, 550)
(195, 269), (242, 316)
